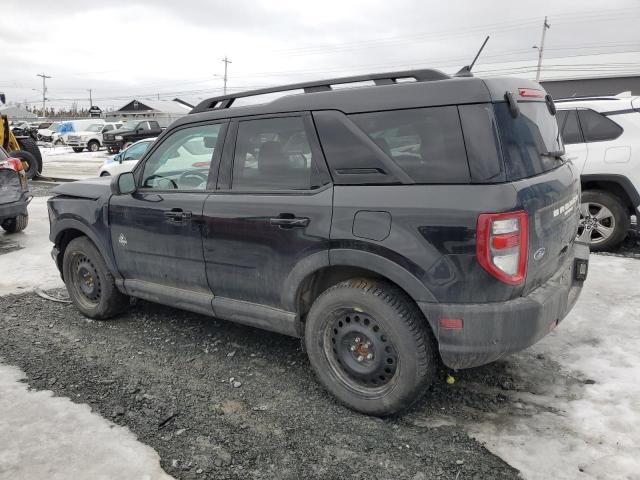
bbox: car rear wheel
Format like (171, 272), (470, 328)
(87, 140), (100, 152)
(72, 147), (84, 153)
(578, 190), (629, 252)
(63, 237), (129, 319)
(304, 278), (437, 416)
(1, 214), (28, 233)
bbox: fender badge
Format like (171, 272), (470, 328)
(534, 247), (546, 261)
(118, 233), (128, 247)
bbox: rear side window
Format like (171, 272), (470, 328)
(350, 106), (470, 183)
(494, 102), (564, 180)
(557, 110), (584, 145)
(577, 109), (622, 142)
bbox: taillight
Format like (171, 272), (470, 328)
(476, 211), (528, 285)
(0, 158), (24, 172)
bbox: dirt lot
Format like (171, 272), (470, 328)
(0, 291), (522, 480)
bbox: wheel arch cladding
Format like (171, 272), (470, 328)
(581, 173), (640, 213)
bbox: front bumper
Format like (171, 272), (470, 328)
(419, 242), (589, 369)
(103, 139), (124, 149)
(66, 139), (88, 147)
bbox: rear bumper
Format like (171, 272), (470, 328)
(0, 197), (30, 222)
(418, 242), (589, 369)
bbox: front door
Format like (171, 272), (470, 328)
(109, 122), (227, 299)
(202, 114), (333, 311)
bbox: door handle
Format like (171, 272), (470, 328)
(164, 209), (192, 222)
(270, 215), (309, 228)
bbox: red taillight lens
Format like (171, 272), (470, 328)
(0, 158), (23, 172)
(476, 211), (528, 285)
(518, 87), (545, 98)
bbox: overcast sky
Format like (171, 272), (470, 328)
(1, 0), (639, 111)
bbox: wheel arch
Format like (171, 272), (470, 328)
(284, 249), (437, 330)
(581, 174), (640, 215)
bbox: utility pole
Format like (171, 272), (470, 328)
(36, 73), (52, 116)
(534, 16), (550, 82)
(222, 56), (232, 95)
(88, 89), (93, 108)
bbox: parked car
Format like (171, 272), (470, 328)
(98, 137), (156, 176)
(37, 121), (63, 144)
(556, 92), (640, 251)
(102, 120), (162, 153)
(66, 122), (124, 153)
(0, 146), (29, 233)
(48, 70), (589, 416)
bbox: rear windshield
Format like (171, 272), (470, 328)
(494, 101), (565, 180)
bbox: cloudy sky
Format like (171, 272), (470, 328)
(1, 0), (639, 111)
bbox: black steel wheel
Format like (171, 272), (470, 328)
(305, 278), (437, 416)
(62, 236), (129, 319)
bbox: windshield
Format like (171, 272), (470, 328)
(494, 101), (565, 180)
(49, 122), (60, 132)
(86, 124), (104, 132)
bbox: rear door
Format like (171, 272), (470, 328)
(202, 113), (332, 310)
(109, 121), (226, 298)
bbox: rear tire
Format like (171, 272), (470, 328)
(72, 147), (84, 153)
(63, 237), (129, 319)
(304, 278), (437, 416)
(1, 214), (28, 233)
(578, 190), (629, 252)
(16, 137), (42, 177)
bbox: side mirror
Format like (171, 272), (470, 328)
(111, 171), (136, 195)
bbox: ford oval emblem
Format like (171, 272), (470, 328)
(534, 247), (546, 261)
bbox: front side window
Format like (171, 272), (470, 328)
(232, 116), (323, 190)
(124, 142), (150, 161)
(577, 109), (623, 142)
(350, 106), (470, 183)
(141, 123), (223, 190)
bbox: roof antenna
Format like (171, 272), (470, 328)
(455, 36), (490, 77)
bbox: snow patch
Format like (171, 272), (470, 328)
(467, 255), (640, 480)
(0, 362), (172, 479)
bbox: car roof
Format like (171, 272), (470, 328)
(173, 69), (545, 128)
(555, 92), (638, 112)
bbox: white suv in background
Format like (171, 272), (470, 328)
(556, 92), (640, 251)
(66, 122), (123, 153)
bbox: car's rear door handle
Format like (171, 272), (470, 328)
(270, 215), (309, 228)
(164, 209), (192, 222)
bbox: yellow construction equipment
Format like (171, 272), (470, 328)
(0, 93), (42, 179)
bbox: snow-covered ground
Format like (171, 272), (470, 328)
(0, 363), (172, 480)
(0, 197), (63, 295)
(40, 145), (109, 180)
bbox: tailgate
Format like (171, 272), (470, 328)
(514, 163), (580, 295)
(0, 169), (23, 204)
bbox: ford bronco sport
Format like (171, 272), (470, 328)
(48, 69), (589, 415)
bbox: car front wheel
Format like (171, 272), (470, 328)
(304, 278), (437, 416)
(63, 237), (129, 319)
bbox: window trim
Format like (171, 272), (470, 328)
(576, 108), (623, 143)
(557, 108), (585, 145)
(217, 112), (332, 195)
(133, 120), (229, 193)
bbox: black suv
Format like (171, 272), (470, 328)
(103, 120), (163, 153)
(48, 69), (589, 415)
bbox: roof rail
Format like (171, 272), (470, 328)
(190, 68), (451, 113)
(555, 96), (620, 103)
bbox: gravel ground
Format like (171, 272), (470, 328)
(1, 292), (519, 480)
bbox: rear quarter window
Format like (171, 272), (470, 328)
(350, 106), (470, 183)
(577, 109), (623, 142)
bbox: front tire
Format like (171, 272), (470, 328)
(63, 237), (129, 319)
(87, 140), (100, 152)
(10, 149), (38, 180)
(578, 190), (629, 252)
(16, 137), (42, 178)
(304, 278), (437, 416)
(1, 214), (28, 233)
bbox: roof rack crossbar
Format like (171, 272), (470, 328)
(191, 68), (450, 113)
